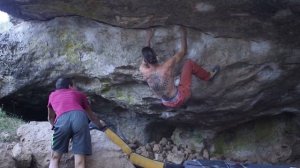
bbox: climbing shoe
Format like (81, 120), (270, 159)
(209, 65), (220, 81)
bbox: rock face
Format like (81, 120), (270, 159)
(15, 121), (135, 168)
(0, 0), (300, 46)
(1, 16), (299, 132)
(171, 113), (300, 164)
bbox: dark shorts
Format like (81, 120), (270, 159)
(52, 110), (92, 155)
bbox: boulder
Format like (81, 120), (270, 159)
(0, 143), (16, 168)
(12, 143), (32, 168)
(16, 121), (135, 168)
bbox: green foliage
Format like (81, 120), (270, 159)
(0, 108), (25, 142)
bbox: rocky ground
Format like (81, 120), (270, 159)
(132, 137), (210, 164)
(1, 121), (300, 168)
(132, 137), (300, 166)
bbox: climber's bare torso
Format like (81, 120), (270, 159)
(140, 27), (187, 101)
(139, 57), (177, 100)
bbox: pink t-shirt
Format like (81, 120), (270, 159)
(47, 88), (89, 121)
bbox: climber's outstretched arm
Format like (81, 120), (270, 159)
(146, 28), (154, 47)
(173, 26), (187, 63)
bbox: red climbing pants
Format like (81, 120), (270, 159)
(162, 59), (211, 108)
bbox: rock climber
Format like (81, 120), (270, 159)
(139, 27), (219, 108)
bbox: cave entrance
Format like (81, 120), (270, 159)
(0, 86), (50, 121)
(0, 86), (126, 122)
(145, 121), (176, 143)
